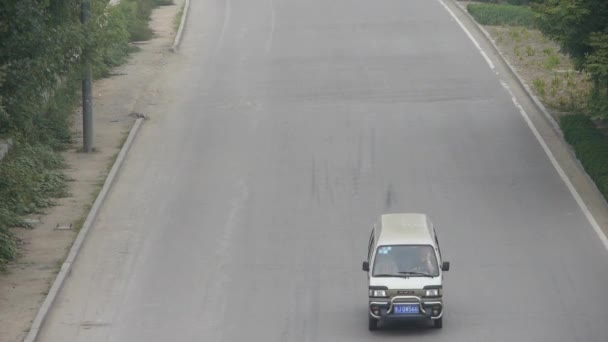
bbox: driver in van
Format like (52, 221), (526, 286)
(409, 247), (438, 275)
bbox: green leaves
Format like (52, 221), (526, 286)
(0, 143), (68, 269)
(0, 67), (7, 132)
(561, 114), (608, 197)
(533, 0), (608, 117)
(533, 0), (591, 69)
(0, 0), (82, 139)
(467, 4), (537, 27)
(586, 33), (608, 83)
(0, 0), (164, 268)
(0, 0), (139, 141)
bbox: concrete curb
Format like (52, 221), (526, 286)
(448, 0), (563, 136)
(171, 0), (191, 53)
(22, 118), (144, 342)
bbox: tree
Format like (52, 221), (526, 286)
(533, 0), (608, 116)
(0, 67), (7, 130)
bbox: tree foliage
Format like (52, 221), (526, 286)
(0, 0), (136, 143)
(0, 0), (159, 268)
(0, 0), (81, 140)
(533, 0), (608, 116)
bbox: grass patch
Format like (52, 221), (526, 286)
(533, 78), (546, 98)
(526, 46), (535, 56)
(119, 0), (154, 41)
(545, 54), (560, 69)
(487, 25), (593, 114)
(561, 114), (608, 199)
(472, 0), (531, 5)
(119, 0), (174, 42)
(0, 144), (68, 269)
(467, 3), (536, 28)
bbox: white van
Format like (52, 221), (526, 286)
(362, 213), (450, 330)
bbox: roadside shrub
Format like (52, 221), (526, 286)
(476, 0), (532, 5)
(561, 114), (608, 200)
(467, 4), (536, 28)
(0, 224), (16, 270)
(0, 0), (166, 269)
(0, 144), (68, 269)
(0, 144), (67, 214)
(533, 78), (546, 97)
(589, 87), (608, 118)
(90, 2), (131, 77)
(0, 68), (6, 131)
(561, 114), (602, 144)
(119, 0), (169, 42)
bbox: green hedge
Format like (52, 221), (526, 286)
(467, 3), (536, 28)
(473, 0), (532, 5)
(561, 114), (608, 198)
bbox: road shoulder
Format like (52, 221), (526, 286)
(443, 0), (608, 250)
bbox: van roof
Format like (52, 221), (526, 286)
(376, 213), (435, 246)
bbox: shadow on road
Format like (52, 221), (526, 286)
(371, 319), (442, 337)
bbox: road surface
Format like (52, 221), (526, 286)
(39, 0), (608, 341)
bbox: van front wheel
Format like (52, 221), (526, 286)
(368, 315), (378, 331)
(433, 317), (443, 329)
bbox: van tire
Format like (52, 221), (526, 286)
(368, 316), (378, 331)
(433, 317), (443, 329)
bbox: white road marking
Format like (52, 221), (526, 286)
(437, 0), (608, 251)
(437, 0), (495, 70)
(501, 80), (608, 251)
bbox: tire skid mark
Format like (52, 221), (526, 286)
(323, 160), (335, 206)
(353, 131), (363, 198)
(311, 157), (320, 205)
(265, 0), (276, 53)
(199, 179), (249, 340)
(213, 0), (232, 58)
(279, 240), (321, 342)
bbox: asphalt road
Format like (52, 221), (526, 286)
(39, 0), (608, 341)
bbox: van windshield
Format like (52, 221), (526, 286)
(372, 245), (439, 277)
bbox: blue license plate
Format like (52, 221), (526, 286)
(394, 304), (419, 314)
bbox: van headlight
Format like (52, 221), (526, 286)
(369, 289), (387, 297)
(425, 289), (439, 297)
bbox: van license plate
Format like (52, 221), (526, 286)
(394, 304), (419, 314)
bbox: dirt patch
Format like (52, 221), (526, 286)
(0, 1), (183, 341)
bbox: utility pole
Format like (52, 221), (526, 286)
(81, 0), (93, 152)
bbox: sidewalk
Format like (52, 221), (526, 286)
(0, 2), (183, 341)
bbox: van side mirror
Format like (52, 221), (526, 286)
(441, 261), (450, 271)
(362, 261), (369, 272)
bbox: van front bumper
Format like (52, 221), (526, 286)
(369, 295), (443, 321)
